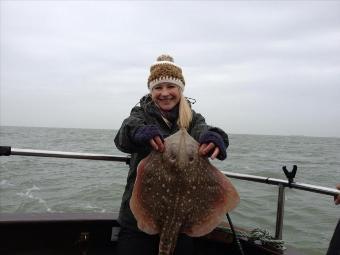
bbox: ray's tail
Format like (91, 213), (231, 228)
(158, 220), (182, 255)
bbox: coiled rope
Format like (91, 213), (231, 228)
(219, 226), (286, 251)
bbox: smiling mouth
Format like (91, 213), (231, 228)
(159, 98), (173, 103)
(159, 96), (173, 100)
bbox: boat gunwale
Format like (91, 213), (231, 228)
(0, 212), (119, 224)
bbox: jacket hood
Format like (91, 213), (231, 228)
(139, 94), (153, 108)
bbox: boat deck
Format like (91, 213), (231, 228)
(0, 213), (304, 255)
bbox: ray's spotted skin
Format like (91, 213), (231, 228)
(130, 129), (239, 255)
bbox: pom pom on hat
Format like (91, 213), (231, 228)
(148, 54), (185, 91)
(157, 54), (174, 62)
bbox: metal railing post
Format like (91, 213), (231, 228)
(275, 184), (285, 239)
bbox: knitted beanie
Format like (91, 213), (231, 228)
(147, 54), (185, 91)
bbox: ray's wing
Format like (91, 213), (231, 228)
(130, 153), (161, 234)
(130, 151), (176, 235)
(182, 158), (240, 237)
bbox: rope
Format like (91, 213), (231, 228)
(219, 227), (286, 251)
(248, 228), (286, 250)
(226, 213), (245, 255)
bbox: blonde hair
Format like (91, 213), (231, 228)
(177, 92), (192, 130)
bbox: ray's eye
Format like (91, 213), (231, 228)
(187, 145), (196, 161)
(167, 144), (177, 163)
(169, 153), (176, 162)
(188, 154), (195, 163)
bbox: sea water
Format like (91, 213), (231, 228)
(0, 126), (339, 255)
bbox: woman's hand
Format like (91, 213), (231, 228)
(133, 125), (164, 152)
(335, 184), (340, 205)
(198, 142), (220, 160)
(149, 136), (165, 152)
(198, 131), (226, 160)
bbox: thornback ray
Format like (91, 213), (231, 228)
(130, 128), (240, 255)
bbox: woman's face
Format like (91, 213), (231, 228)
(151, 83), (181, 111)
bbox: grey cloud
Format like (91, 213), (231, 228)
(1, 1), (340, 137)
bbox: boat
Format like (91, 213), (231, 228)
(0, 146), (339, 255)
(1, 212), (306, 255)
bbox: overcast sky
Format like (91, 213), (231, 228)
(1, 1), (340, 137)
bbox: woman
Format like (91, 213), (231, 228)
(114, 55), (229, 255)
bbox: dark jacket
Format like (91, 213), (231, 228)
(326, 219), (340, 255)
(114, 95), (229, 231)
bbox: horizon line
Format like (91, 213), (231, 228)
(1, 124), (339, 139)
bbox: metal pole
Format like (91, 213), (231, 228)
(1, 146), (339, 197)
(221, 171), (340, 197)
(9, 148), (130, 163)
(275, 184), (285, 239)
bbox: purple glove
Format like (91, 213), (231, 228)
(199, 131), (227, 160)
(133, 125), (163, 145)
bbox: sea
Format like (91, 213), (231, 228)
(0, 126), (339, 255)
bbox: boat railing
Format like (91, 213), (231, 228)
(1, 146), (339, 240)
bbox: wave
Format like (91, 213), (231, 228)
(16, 185), (53, 212)
(0, 180), (15, 188)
